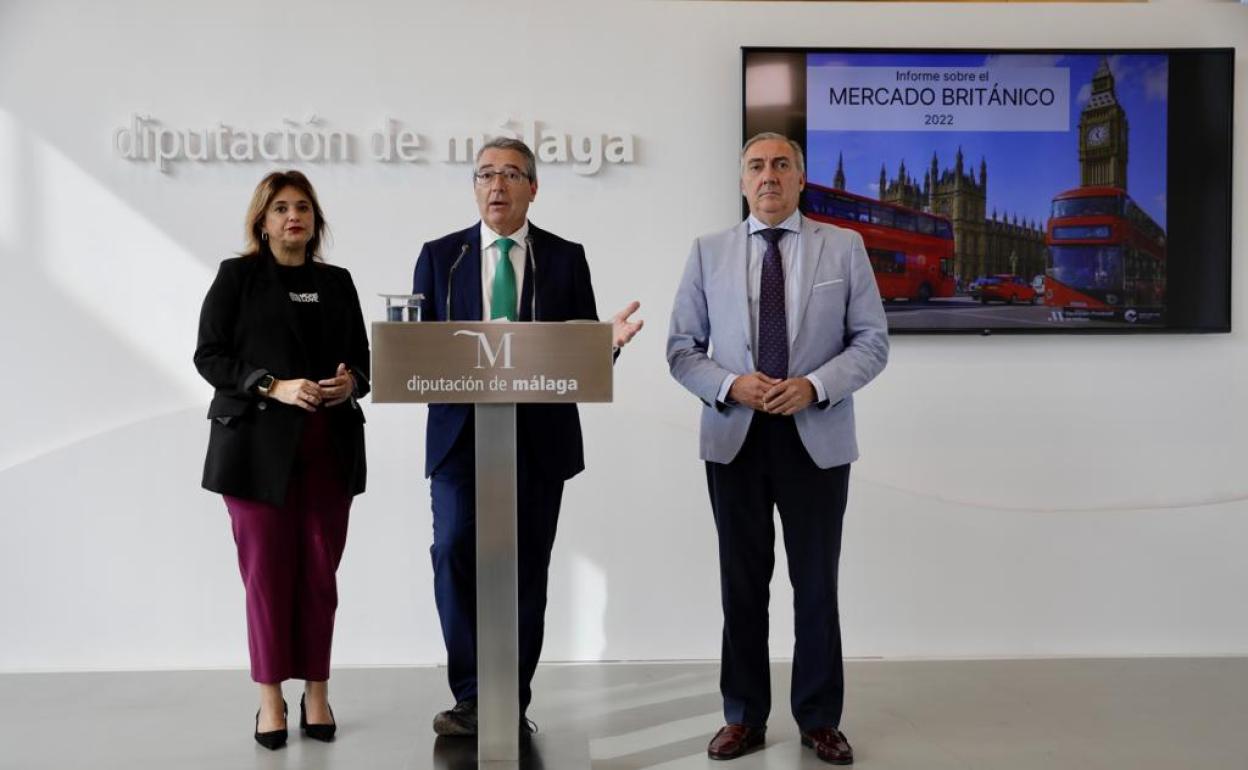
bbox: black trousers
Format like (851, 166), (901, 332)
(705, 412), (851, 731)
(429, 429), (564, 712)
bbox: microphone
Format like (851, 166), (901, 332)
(525, 235), (538, 321)
(445, 243), (470, 321)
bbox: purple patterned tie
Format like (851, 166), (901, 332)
(757, 228), (788, 379)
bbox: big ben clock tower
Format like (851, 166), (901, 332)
(1078, 57), (1129, 189)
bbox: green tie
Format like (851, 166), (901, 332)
(490, 237), (517, 321)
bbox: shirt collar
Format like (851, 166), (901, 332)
(480, 220), (530, 250)
(746, 210), (802, 236)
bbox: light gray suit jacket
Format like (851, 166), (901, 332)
(666, 215), (889, 468)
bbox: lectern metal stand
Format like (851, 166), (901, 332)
(371, 320), (612, 770)
(474, 403), (520, 764)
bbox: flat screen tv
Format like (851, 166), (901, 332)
(743, 48), (1232, 333)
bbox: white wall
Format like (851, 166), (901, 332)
(0, 0), (1245, 673)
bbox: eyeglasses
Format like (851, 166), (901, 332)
(473, 168), (530, 186)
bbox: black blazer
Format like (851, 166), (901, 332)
(411, 222), (598, 481)
(194, 254), (371, 506)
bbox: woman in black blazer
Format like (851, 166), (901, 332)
(194, 170), (369, 750)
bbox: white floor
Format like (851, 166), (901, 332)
(1, 658), (1245, 769)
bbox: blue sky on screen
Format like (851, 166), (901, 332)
(805, 52), (1168, 229)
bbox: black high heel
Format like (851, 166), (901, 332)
(301, 692), (337, 742)
(254, 700), (288, 750)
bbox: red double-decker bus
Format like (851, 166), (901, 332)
(1044, 186), (1166, 313)
(802, 183), (956, 302)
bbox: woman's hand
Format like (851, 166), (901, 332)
(318, 363), (356, 407)
(270, 378), (323, 412)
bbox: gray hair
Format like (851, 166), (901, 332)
(740, 132), (805, 175)
(475, 137), (538, 183)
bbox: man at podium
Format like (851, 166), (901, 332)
(411, 137), (642, 736)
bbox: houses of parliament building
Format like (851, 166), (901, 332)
(831, 148), (1047, 287)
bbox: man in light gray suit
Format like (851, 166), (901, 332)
(667, 133), (888, 764)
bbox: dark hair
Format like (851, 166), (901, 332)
(241, 170), (330, 260)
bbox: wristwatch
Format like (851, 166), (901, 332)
(256, 374), (276, 397)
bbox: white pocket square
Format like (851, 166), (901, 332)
(813, 278), (845, 289)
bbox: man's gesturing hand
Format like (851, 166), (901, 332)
(612, 301), (644, 348)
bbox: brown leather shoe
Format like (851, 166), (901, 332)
(707, 723), (766, 760)
(800, 726), (854, 765)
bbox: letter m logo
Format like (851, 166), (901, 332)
(454, 330), (515, 369)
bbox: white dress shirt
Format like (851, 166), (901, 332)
(479, 220), (529, 320)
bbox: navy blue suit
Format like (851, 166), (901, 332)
(412, 222), (599, 710)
